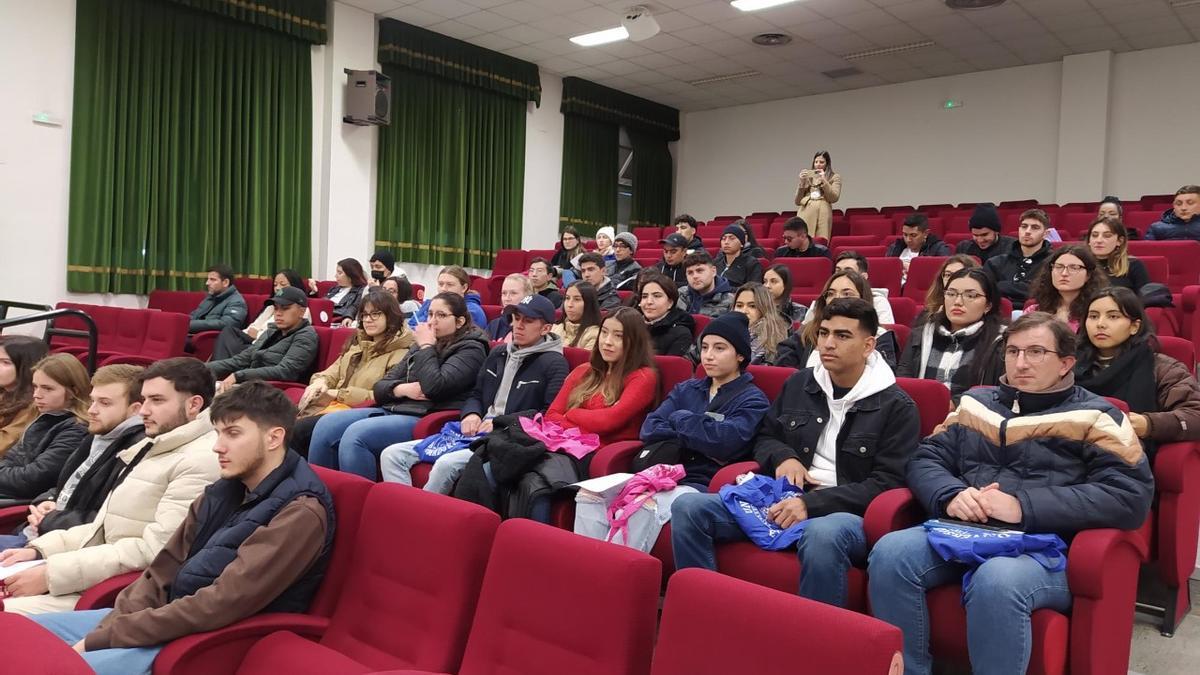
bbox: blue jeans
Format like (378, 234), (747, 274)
(670, 492), (868, 608)
(867, 526), (1073, 675)
(0, 533), (29, 551)
(29, 609), (161, 675)
(308, 408), (420, 480)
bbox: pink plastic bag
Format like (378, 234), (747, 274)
(518, 414), (601, 460)
(606, 464), (685, 545)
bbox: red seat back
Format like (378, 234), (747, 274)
(775, 258), (833, 294)
(829, 234), (883, 249)
(863, 258), (902, 297)
(690, 313), (711, 339)
(655, 355), (695, 399)
(1129, 241), (1200, 289)
(847, 217), (894, 239)
(1156, 336), (1194, 374)
(888, 296), (919, 328)
(481, 304), (504, 323)
(307, 467), (374, 616)
(307, 298), (336, 327)
(1138, 256), (1168, 285)
(491, 249), (526, 277)
(142, 311), (189, 359)
(51, 303), (121, 351)
(148, 290), (207, 315)
(902, 256), (951, 300)
(836, 245), (887, 257)
(458, 519), (659, 675)
(315, 280), (339, 297)
(632, 227), (661, 242)
(1146, 307), (1180, 337)
(895, 377), (952, 436)
(315, 327), (357, 370)
(236, 278), (274, 296)
(746, 365), (795, 402)
(885, 324), (911, 354)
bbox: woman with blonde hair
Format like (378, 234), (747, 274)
(1085, 217), (1149, 293)
(732, 283), (790, 365)
(0, 354), (90, 501)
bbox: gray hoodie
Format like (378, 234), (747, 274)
(487, 334), (565, 419)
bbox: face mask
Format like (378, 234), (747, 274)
(370, 270), (387, 281)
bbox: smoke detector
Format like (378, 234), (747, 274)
(621, 5), (661, 42)
(752, 33), (793, 46)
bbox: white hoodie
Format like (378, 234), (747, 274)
(808, 352), (896, 487)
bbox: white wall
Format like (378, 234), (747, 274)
(675, 43), (1200, 219)
(521, 72), (564, 250)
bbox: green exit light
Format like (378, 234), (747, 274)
(943, 99), (963, 109)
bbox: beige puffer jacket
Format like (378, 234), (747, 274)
(30, 411), (219, 596)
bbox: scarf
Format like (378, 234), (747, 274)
(917, 320), (986, 394)
(1074, 344), (1159, 416)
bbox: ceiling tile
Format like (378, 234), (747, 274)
(804, 0), (878, 19)
(673, 24), (737, 44)
(490, 1), (553, 23)
(1037, 10), (1109, 32)
(468, 32), (523, 51)
(1015, 0), (1091, 16)
(681, 0), (744, 24)
(662, 44), (722, 63)
(529, 37), (579, 56)
(462, 0), (509, 7)
(856, 23), (928, 46)
(641, 33), (691, 52)
(704, 36), (762, 57)
(425, 20), (485, 40)
(959, 2), (1034, 27)
(981, 19), (1049, 41)
(756, 4), (825, 28)
(1115, 16), (1187, 38)
(411, 0), (476, 20)
(523, 0), (592, 11)
(381, 6), (443, 27)
(1126, 30), (1194, 50)
(787, 18), (853, 41)
(537, 55), (587, 73)
(1054, 24), (1122, 47)
(835, 8), (902, 31)
(885, 0), (957, 22)
(504, 44), (556, 62)
(494, 23), (554, 44)
(339, 0), (406, 14)
(566, 47), (623, 66)
(651, 10), (705, 32)
(629, 51), (684, 69)
(527, 14), (589, 35)
(455, 10), (519, 32)
(562, 6), (625, 29)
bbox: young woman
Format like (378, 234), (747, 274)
(1075, 287), (1200, 458)
(0, 354), (90, 500)
(1086, 217), (1150, 293)
(551, 226), (585, 283)
(0, 336), (50, 456)
(639, 274), (694, 357)
(382, 276), (422, 319)
(793, 150), (842, 241)
(1025, 244), (1108, 331)
(1097, 196), (1123, 221)
(326, 258), (369, 326)
(732, 283), (790, 365)
(898, 268), (1006, 401)
(210, 268), (313, 361)
(410, 265), (487, 329)
(553, 281), (603, 351)
(777, 270), (899, 369)
(922, 255), (979, 319)
(594, 226), (616, 267)
(308, 292), (489, 480)
(485, 273), (534, 341)
(546, 307), (659, 446)
(289, 290), (415, 455)
(763, 264), (807, 326)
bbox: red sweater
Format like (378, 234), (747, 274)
(545, 365), (658, 446)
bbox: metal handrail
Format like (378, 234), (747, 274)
(0, 300), (53, 341)
(0, 307), (99, 374)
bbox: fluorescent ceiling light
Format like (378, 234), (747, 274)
(731, 0), (801, 11)
(687, 70), (761, 86)
(570, 26), (629, 46)
(842, 40), (936, 60)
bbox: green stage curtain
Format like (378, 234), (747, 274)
(558, 115), (619, 238)
(560, 76), (679, 141)
(67, 0), (312, 293)
(164, 0), (327, 43)
(628, 130), (674, 230)
(374, 66), (526, 269)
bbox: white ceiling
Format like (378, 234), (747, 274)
(342, 0), (1200, 111)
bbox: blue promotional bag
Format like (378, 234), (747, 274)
(414, 421), (483, 462)
(719, 475), (808, 551)
(923, 519), (1068, 595)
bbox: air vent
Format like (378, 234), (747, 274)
(1168, 0), (1200, 7)
(842, 40), (936, 61)
(822, 67), (863, 79)
(752, 33), (793, 46)
(945, 0), (1007, 9)
(687, 70), (761, 86)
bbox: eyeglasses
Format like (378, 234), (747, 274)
(1003, 346), (1060, 363)
(361, 310), (385, 321)
(1051, 263), (1087, 274)
(943, 289), (984, 302)
(823, 289), (858, 300)
(614, 241), (631, 249)
(430, 311), (453, 321)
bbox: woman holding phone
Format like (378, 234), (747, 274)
(794, 150), (842, 241)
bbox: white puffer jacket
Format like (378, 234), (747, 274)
(30, 411), (219, 596)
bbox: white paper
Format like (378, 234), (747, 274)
(572, 473), (633, 494)
(0, 559), (45, 581)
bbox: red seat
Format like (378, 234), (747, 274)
(888, 296), (919, 328)
(0, 614), (93, 674)
(848, 217), (895, 239)
(236, 278), (274, 295)
(52, 304), (190, 366)
(315, 281), (339, 297)
(228, 484), (500, 675)
(101, 310), (190, 367)
(490, 249), (526, 277)
(563, 346), (591, 370)
(902, 256), (951, 300)
(651, 568), (903, 675)
(943, 231), (972, 249)
(835, 244), (887, 257)
(1137, 256), (1169, 286)
(450, 519), (659, 675)
(148, 290), (207, 315)
(481, 304), (503, 323)
(152, 467), (373, 675)
(690, 313), (711, 338)
(863, 258), (903, 297)
(886, 323), (910, 353)
(632, 226), (661, 242)
(829, 234), (884, 249)
(306, 298), (336, 327)
(1129, 241), (1200, 290)
(526, 249), (556, 266)
(774, 258), (833, 294)
(944, 213), (972, 233)
(1146, 307), (1180, 337)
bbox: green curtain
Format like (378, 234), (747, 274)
(558, 115), (619, 238)
(628, 130), (674, 230)
(67, 0), (312, 293)
(163, 0), (327, 43)
(561, 76), (679, 141)
(375, 66), (525, 269)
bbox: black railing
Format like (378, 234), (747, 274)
(0, 304), (99, 374)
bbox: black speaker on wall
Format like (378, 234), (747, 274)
(343, 69), (390, 126)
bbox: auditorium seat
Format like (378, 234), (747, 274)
(51, 303), (190, 366)
(885, 323), (910, 353)
(148, 290), (207, 315)
(1129, 241), (1200, 289)
(864, 258), (903, 297)
(236, 278), (275, 296)
(651, 569), (903, 675)
(0, 614), (93, 675)
(632, 227), (661, 242)
(848, 217), (895, 239)
(888, 296), (919, 328)
(307, 298), (337, 327)
(490, 249), (526, 277)
(902, 256), (951, 300)
(829, 234), (884, 249)
(526, 249), (556, 266)
(481, 304), (503, 323)
(775, 258), (833, 294)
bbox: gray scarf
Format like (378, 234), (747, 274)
(486, 334), (564, 419)
(56, 415), (143, 508)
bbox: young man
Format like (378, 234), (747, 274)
(25, 382), (334, 675)
(207, 286), (319, 388)
(672, 298), (919, 608)
(527, 257), (563, 308)
(956, 203), (1015, 263)
(0, 358), (220, 616)
(368, 250), (405, 285)
(485, 274), (533, 341)
(715, 224), (764, 288)
(828, 252), (895, 324)
(578, 252), (622, 311)
(609, 232), (642, 291)
(674, 214), (705, 253)
(886, 213), (951, 283)
(775, 217), (831, 259)
(380, 294), (569, 491)
(188, 264), (247, 335)
(677, 252), (735, 318)
(1145, 185), (1200, 241)
(868, 312), (1153, 675)
(983, 208), (1053, 307)
(655, 233), (689, 287)
(0, 365), (146, 552)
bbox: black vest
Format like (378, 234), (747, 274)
(169, 451), (335, 613)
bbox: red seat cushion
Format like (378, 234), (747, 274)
(236, 631), (372, 675)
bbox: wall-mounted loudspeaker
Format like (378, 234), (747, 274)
(343, 69), (390, 126)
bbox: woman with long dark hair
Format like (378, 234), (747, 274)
(1085, 217), (1149, 293)
(552, 281), (603, 350)
(793, 150), (842, 241)
(551, 226), (586, 283)
(1075, 287), (1200, 458)
(777, 270), (898, 368)
(0, 336), (50, 456)
(1025, 244), (1108, 331)
(763, 264), (807, 326)
(326, 258), (369, 326)
(898, 268), (1006, 401)
(921, 255), (979, 319)
(638, 274), (694, 357)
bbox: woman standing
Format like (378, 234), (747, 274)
(638, 274), (694, 357)
(763, 264), (807, 326)
(553, 281), (603, 351)
(1086, 217), (1150, 293)
(1025, 245), (1108, 331)
(0, 354), (90, 500)
(0, 336), (50, 456)
(793, 150), (842, 241)
(732, 283), (790, 365)
(308, 292), (489, 480)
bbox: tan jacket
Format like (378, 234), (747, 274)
(30, 411), (219, 596)
(552, 321), (599, 351)
(793, 170), (843, 207)
(0, 404), (37, 457)
(303, 330), (415, 413)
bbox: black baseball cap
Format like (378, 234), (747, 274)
(504, 294), (556, 322)
(270, 286), (309, 308)
(660, 233), (688, 249)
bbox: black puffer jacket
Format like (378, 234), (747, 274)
(0, 410), (88, 502)
(983, 240), (1052, 306)
(373, 327), (490, 416)
(646, 308), (695, 357)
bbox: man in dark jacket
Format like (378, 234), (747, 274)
(208, 287), (319, 388)
(188, 264), (248, 334)
(673, 299), (919, 608)
(775, 217), (831, 259)
(956, 203), (1015, 264)
(655, 234), (689, 287)
(0, 365), (145, 551)
(579, 253), (622, 311)
(609, 232), (642, 291)
(1145, 185), (1200, 240)
(528, 257), (563, 308)
(27, 383), (333, 675)
(885, 213), (951, 284)
(983, 208), (1053, 308)
(715, 224), (764, 288)
(674, 214), (705, 253)
(868, 312), (1153, 675)
(380, 294), (569, 490)
(677, 252), (734, 317)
